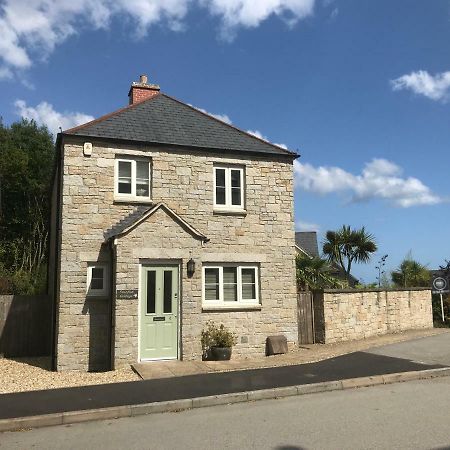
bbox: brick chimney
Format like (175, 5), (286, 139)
(128, 74), (160, 105)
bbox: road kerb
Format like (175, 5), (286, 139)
(341, 375), (384, 389)
(0, 413), (63, 432)
(1, 367), (450, 433)
(131, 399), (193, 416)
(296, 380), (343, 395)
(192, 392), (249, 408)
(62, 406), (131, 424)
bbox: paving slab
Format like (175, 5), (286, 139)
(0, 351), (445, 421)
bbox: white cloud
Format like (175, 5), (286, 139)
(189, 104), (232, 124)
(14, 99), (94, 137)
(295, 220), (320, 231)
(391, 70), (450, 102)
(0, 0), (316, 77)
(247, 129), (288, 149)
(202, 0), (315, 40)
(294, 158), (443, 207)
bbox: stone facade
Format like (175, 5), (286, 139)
(55, 138), (297, 371)
(318, 289), (433, 344)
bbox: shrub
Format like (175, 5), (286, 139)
(201, 321), (237, 354)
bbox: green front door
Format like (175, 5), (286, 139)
(140, 266), (179, 360)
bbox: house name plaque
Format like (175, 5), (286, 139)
(116, 289), (139, 300)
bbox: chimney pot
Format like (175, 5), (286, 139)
(128, 74), (160, 105)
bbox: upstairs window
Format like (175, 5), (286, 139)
(115, 157), (151, 201)
(214, 166), (244, 210)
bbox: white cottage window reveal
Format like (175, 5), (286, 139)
(87, 264), (108, 297)
(213, 166), (244, 211)
(114, 157), (151, 201)
(202, 264), (259, 307)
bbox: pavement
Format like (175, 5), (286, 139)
(0, 331), (449, 432)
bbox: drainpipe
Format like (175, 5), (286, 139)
(108, 239), (117, 370)
(51, 135), (64, 371)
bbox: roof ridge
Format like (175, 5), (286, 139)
(63, 93), (162, 134)
(160, 93), (297, 157)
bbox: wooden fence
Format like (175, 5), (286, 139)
(297, 291), (315, 344)
(0, 295), (52, 357)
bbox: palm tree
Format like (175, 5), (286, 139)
(391, 257), (430, 288)
(295, 254), (344, 291)
(322, 225), (377, 283)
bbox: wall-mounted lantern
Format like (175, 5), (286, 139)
(187, 257), (195, 278)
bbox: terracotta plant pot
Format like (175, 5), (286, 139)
(211, 346), (232, 361)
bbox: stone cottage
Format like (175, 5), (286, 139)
(49, 75), (298, 371)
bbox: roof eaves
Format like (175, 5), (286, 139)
(60, 133), (298, 159)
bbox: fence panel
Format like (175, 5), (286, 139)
(0, 295), (52, 357)
(297, 291), (315, 344)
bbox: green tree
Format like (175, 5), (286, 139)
(295, 253), (344, 291)
(391, 256), (430, 288)
(0, 118), (55, 293)
(322, 225), (377, 284)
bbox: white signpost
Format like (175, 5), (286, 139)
(432, 275), (448, 322)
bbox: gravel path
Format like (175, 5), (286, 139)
(0, 358), (139, 394)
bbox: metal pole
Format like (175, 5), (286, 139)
(440, 293), (445, 323)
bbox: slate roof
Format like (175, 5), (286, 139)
(104, 203), (209, 242)
(64, 93), (296, 158)
(295, 232), (320, 257)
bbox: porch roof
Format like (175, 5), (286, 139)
(104, 202), (209, 243)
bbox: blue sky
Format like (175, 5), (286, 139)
(1, 0), (449, 283)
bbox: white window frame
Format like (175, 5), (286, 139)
(213, 165), (245, 211)
(202, 264), (259, 307)
(114, 157), (151, 202)
(87, 263), (109, 297)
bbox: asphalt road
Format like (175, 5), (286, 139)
(367, 331), (450, 366)
(1, 351), (443, 420)
(1, 377), (450, 450)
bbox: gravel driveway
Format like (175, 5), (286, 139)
(0, 357), (139, 394)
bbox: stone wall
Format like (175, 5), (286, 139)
(318, 289), (433, 343)
(56, 138), (297, 371)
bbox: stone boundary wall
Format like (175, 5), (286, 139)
(0, 295), (52, 357)
(319, 288), (433, 344)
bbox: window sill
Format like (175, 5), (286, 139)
(114, 197), (153, 205)
(213, 208), (247, 216)
(202, 304), (261, 312)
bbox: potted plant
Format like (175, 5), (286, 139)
(201, 321), (237, 361)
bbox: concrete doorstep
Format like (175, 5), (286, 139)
(1, 367), (450, 434)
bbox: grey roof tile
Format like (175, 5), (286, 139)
(65, 94), (296, 158)
(295, 232), (320, 257)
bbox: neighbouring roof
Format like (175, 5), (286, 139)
(104, 202), (209, 242)
(64, 93), (296, 158)
(295, 231), (359, 286)
(295, 232), (320, 258)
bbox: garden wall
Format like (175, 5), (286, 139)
(314, 288), (433, 344)
(0, 295), (52, 357)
